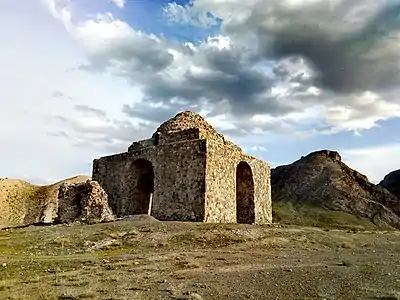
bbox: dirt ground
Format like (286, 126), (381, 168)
(0, 216), (399, 300)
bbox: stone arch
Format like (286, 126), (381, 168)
(128, 159), (155, 215)
(236, 161), (255, 224)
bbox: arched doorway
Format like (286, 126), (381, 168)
(236, 161), (255, 224)
(129, 159), (154, 215)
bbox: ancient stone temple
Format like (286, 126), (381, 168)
(92, 111), (272, 224)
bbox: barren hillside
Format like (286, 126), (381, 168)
(0, 175), (90, 229)
(272, 150), (400, 229)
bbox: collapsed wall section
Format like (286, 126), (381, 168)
(57, 180), (115, 224)
(93, 139), (207, 222)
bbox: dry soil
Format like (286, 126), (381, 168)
(0, 217), (399, 300)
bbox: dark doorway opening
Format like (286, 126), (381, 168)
(236, 161), (255, 224)
(130, 159), (154, 215)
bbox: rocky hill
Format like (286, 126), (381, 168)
(271, 150), (400, 229)
(0, 175), (90, 229)
(379, 169), (400, 199)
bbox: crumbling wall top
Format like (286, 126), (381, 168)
(128, 138), (155, 152)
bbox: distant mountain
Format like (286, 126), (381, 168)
(379, 169), (400, 200)
(0, 175), (90, 229)
(271, 150), (400, 229)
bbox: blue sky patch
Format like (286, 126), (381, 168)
(107, 0), (223, 43)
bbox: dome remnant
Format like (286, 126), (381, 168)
(128, 110), (238, 152)
(153, 111), (219, 138)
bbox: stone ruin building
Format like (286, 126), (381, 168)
(92, 111), (272, 225)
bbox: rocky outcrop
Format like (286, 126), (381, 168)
(379, 170), (400, 199)
(0, 176), (90, 229)
(57, 180), (115, 224)
(272, 150), (400, 228)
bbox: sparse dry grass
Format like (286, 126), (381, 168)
(0, 218), (399, 299)
(272, 201), (387, 230)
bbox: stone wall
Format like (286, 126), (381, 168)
(158, 128), (201, 145)
(93, 139), (207, 222)
(249, 155), (272, 225)
(128, 138), (155, 152)
(204, 139), (271, 225)
(94, 136), (271, 224)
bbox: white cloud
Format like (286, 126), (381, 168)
(41, 0), (73, 31)
(109, 0), (125, 9)
(174, 0), (256, 28)
(163, 2), (220, 28)
(0, 1), (145, 184)
(340, 143), (400, 183)
(322, 92), (400, 134)
(249, 145), (268, 152)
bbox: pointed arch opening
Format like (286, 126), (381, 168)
(236, 161), (255, 224)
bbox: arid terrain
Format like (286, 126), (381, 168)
(1, 216), (399, 300)
(272, 150), (400, 229)
(0, 176), (90, 229)
(1, 149), (400, 299)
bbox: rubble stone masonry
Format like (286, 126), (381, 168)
(92, 111), (272, 224)
(57, 180), (115, 224)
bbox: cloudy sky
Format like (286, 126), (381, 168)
(1, 0), (400, 184)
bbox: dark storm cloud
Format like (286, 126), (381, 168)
(258, 2), (400, 93)
(79, 25), (298, 119)
(80, 33), (174, 76)
(75, 0), (400, 137)
(137, 45), (295, 119)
